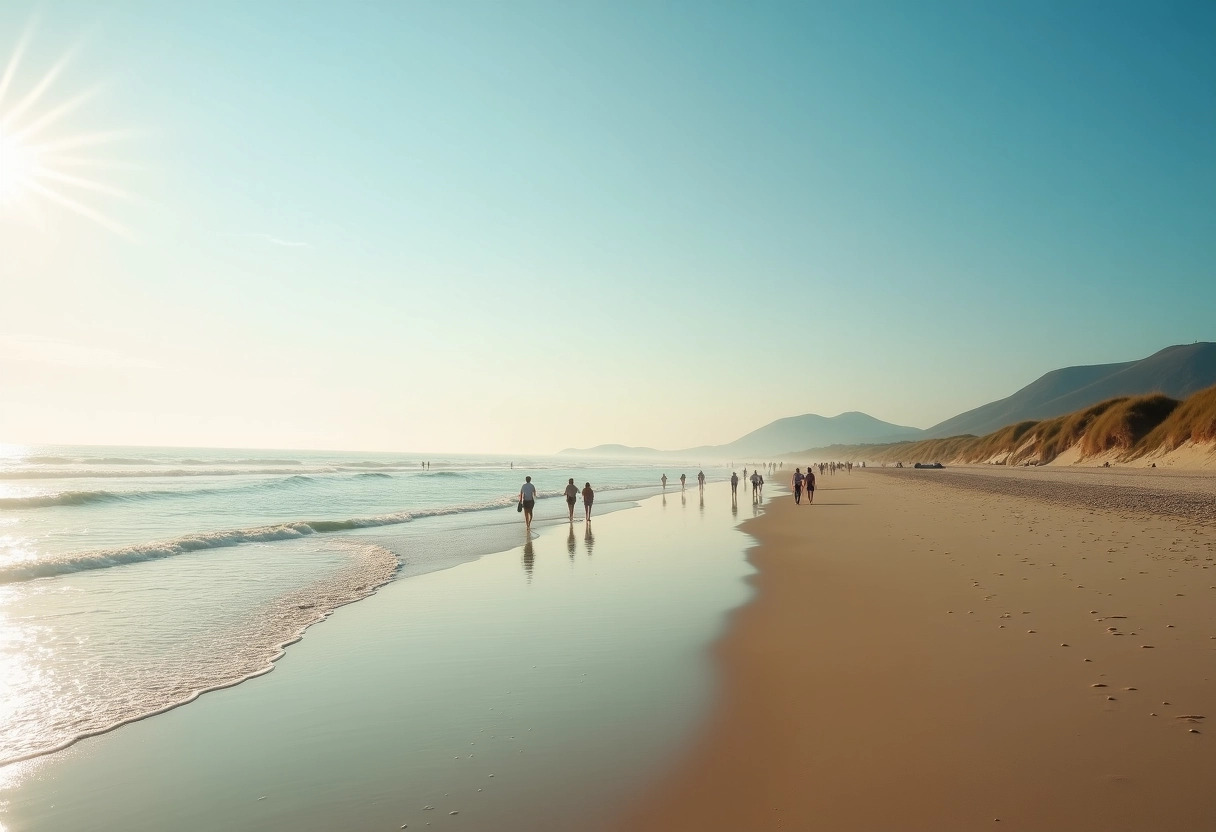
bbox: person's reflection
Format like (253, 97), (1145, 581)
(661, 493), (667, 509)
(567, 525), (576, 560)
(699, 492), (705, 515)
(522, 538), (535, 581)
(583, 526), (595, 556)
(681, 491), (686, 508)
(731, 499), (738, 519)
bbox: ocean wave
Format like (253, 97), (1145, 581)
(1, 496), (519, 583)
(0, 490), (131, 508)
(0, 475), (321, 511)
(0, 467), (329, 480)
(353, 472), (393, 479)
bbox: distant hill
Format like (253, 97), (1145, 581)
(687, 411), (923, 458)
(561, 412), (923, 459)
(788, 384), (1216, 469)
(926, 343), (1216, 438)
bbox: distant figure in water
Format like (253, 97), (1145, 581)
(564, 478), (578, 523)
(519, 476), (537, 529)
(792, 468), (804, 504)
(680, 473), (687, 491)
(582, 482), (594, 523)
(697, 470), (705, 491)
(661, 474), (668, 490)
(730, 471), (739, 497)
(805, 468), (816, 503)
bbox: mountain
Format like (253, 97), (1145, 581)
(560, 412), (924, 459)
(689, 411), (923, 458)
(925, 343), (1216, 439)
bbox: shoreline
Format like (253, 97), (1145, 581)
(1, 483), (756, 831)
(622, 467), (1216, 830)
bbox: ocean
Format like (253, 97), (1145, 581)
(0, 444), (733, 766)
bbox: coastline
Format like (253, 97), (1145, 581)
(623, 467), (1216, 830)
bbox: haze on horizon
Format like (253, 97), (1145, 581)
(1, 2), (1213, 456)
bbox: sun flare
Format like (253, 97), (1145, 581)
(0, 28), (135, 234)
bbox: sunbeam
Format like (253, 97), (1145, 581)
(0, 27), (133, 235)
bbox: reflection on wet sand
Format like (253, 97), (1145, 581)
(699, 492), (704, 515)
(662, 493), (667, 509)
(523, 538), (535, 581)
(583, 526), (595, 556)
(568, 526), (577, 559)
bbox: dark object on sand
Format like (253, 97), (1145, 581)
(913, 462), (944, 469)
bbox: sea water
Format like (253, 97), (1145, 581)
(0, 445), (732, 766)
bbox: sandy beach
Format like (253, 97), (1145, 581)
(624, 467), (1216, 831)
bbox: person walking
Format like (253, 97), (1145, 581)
(697, 470), (705, 491)
(805, 467), (816, 504)
(679, 473), (687, 491)
(661, 474), (668, 490)
(518, 475), (538, 530)
(793, 468), (804, 504)
(582, 482), (594, 523)
(564, 478), (578, 523)
(730, 471), (739, 497)
(750, 470), (760, 498)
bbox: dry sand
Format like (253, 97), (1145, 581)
(622, 467), (1216, 831)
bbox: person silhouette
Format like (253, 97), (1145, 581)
(518, 476), (538, 529)
(564, 478), (578, 523)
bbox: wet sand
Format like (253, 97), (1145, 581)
(624, 467), (1216, 831)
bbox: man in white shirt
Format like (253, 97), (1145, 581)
(519, 476), (538, 529)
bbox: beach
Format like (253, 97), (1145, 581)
(5, 459), (1216, 831)
(625, 466), (1216, 830)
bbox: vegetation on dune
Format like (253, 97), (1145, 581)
(791, 384), (1216, 466)
(1138, 385), (1216, 451)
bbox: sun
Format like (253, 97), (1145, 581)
(0, 26), (135, 234)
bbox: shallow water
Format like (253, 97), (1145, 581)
(0, 445), (737, 766)
(0, 482), (757, 831)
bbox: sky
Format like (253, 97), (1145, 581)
(0, 1), (1213, 454)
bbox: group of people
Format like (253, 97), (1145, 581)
(517, 476), (594, 530)
(660, 471), (708, 492)
(791, 467), (817, 504)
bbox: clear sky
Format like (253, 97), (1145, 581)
(1, 1), (1213, 454)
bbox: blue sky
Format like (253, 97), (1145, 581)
(1, 1), (1213, 453)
